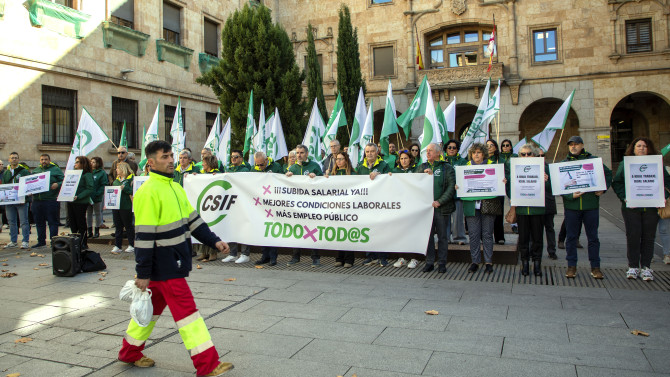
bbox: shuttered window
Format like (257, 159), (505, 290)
(42, 86), (76, 145)
(373, 46), (394, 77)
(626, 19), (652, 53)
(110, 0), (134, 29)
(205, 112), (217, 138)
(163, 2), (181, 44)
(204, 19), (218, 57)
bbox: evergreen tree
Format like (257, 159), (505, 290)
(336, 4), (366, 145)
(305, 23), (328, 122)
(197, 5), (306, 151)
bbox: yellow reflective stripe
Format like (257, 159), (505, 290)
(189, 339), (215, 356)
(156, 234), (188, 247)
(178, 317), (211, 350)
(135, 240), (154, 249)
(189, 217), (205, 231)
(126, 319), (156, 342)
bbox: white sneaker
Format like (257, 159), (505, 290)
(4, 242), (17, 249)
(221, 255), (236, 263)
(393, 258), (407, 268)
(408, 259), (419, 269)
(125, 246), (135, 253)
(641, 267), (654, 281)
(111, 246), (121, 254)
(626, 268), (639, 279)
(20, 242), (29, 249)
(664, 255), (670, 265)
(235, 255), (250, 264)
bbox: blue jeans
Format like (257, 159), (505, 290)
(6, 203), (29, 244)
(426, 211), (449, 265)
(32, 200), (60, 245)
(565, 208), (600, 268)
(658, 218), (670, 256)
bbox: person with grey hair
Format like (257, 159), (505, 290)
(283, 149), (297, 172)
(253, 151), (283, 173)
(174, 149), (196, 186)
(506, 143), (551, 276)
(322, 140), (341, 172)
(109, 146), (139, 183)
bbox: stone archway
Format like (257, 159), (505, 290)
(610, 92), (670, 170)
(519, 98), (580, 162)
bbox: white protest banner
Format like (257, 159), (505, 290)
(454, 164), (506, 198)
(57, 170), (82, 202)
(510, 157), (545, 206)
(18, 171), (50, 197)
(624, 155), (665, 208)
(184, 173), (433, 253)
(133, 176), (150, 196)
(549, 158), (607, 195)
(0, 184), (24, 205)
(103, 186), (121, 210)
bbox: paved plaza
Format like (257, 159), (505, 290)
(1, 191), (669, 377)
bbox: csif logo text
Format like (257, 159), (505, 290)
(639, 164), (648, 173)
(523, 165), (532, 173)
(196, 179), (238, 226)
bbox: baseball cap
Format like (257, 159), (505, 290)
(567, 136), (584, 145)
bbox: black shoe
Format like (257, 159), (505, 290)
(485, 264), (493, 274)
(255, 257), (270, 265)
(534, 261), (542, 276)
(93, 227), (100, 238)
(437, 264), (446, 273)
(558, 241), (565, 249)
(468, 263), (478, 273)
(496, 240), (505, 245)
(511, 225), (518, 234)
(268, 261), (277, 266)
(548, 252), (558, 260)
(422, 264), (434, 272)
(577, 242), (584, 249)
(87, 227), (93, 238)
(31, 243), (46, 249)
(521, 261), (530, 276)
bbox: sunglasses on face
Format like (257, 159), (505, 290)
(447, 146), (458, 150)
(411, 149), (419, 152)
(519, 152), (533, 157)
(502, 144), (511, 147)
(231, 155), (241, 159)
(118, 152), (127, 154)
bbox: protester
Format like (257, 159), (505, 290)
(356, 143), (390, 266)
(409, 142), (421, 165)
(87, 157), (106, 239)
(322, 140), (341, 172)
(486, 139), (505, 245)
(498, 139), (516, 164)
(384, 142), (398, 167)
(537, 150), (558, 260)
(253, 151), (281, 266)
(392, 149), (420, 269)
(174, 149), (196, 186)
(110, 162), (135, 254)
(31, 154), (64, 248)
(325, 151), (355, 267)
(461, 143), (502, 274)
(561, 136), (612, 279)
(557, 219), (583, 249)
(2, 152), (31, 249)
(222, 149), (251, 264)
(444, 139), (468, 245)
(126, 152), (138, 173)
(110, 146), (139, 182)
(286, 145), (323, 266)
(612, 137), (670, 281)
(0, 159), (6, 230)
(195, 155), (221, 262)
(283, 149), (297, 172)
(118, 140), (233, 376)
(419, 143), (456, 273)
(506, 144), (551, 276)
(69, 156), (94, 249)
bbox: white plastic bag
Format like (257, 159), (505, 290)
(119, 280), (140, 303)
(130, 288), (153, 327)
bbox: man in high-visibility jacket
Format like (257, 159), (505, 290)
(117, 140), (234, 377)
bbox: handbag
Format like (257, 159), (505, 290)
(505, 206), (517, 224)
(481, 197), (503, 216)
(80, 250), (107, 272)
(659, 188), (670, 219)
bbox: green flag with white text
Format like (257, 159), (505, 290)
(119, 121), (128, 148)
(380, 80), (398, 157)
(243, 91), (255, 158)
(396, 75), (429, 139)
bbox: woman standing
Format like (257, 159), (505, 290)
(69, 156), (94, 249)
(498, 139), (517, 164)
(445, 139), (468, 245)
(409, 142), (422, 165)
(110, 162), (135, 254)
(486, 139), (506, 245)
(326, 152), (355, 268)
(612, 137), (670, 281)
(87, 157), (106, 239)
(392, 150), (421, 269)
(195, 155), (221, 261)
(284, 150), (297, 172)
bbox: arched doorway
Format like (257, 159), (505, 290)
(610, 92), (670, 170)
(519, 98), (580, 162)
(455, 103), (478, 142)
(372, 109), (409, 149)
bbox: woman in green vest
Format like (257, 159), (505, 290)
(69, 156), (94, 249)
(325, 152), (355, 267)
(87, 156), (106, 238)
(110, 162), (135, 254)
(195, 155), (221, 261)
(486, 139), (506, 245)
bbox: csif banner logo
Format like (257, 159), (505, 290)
(523, 165), (532, 173)
(639, 164), (648, 173)
(196, 180), (238, 226)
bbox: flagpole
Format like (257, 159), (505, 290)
(396, 132), (405, 150)
(552, 128), (565, 163)
(495, 112), (500, 144)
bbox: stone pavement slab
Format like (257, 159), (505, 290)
(309, 291), (410, 311)
(506, 305), (628, 327)
(423, 352), (577, 377)
(337, 306), (451, 331)
(264, 317), (385, 344)
(576, 365), (670, 377)
(244, 300), (351, 321)
(567, 323), (670, 349)
(373, 327), (504, 357)
(208, 328), (312, 358)
(458, 290), (563, 309)
(642, 348), (670, 374)
(214, 351), (348, 377)
(204, 311), (284, 333)
(251, 287), (322, 304)
(446, 315), (570, 342)
(401, 298), (509, 320)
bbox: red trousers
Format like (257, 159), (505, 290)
(118, 278), (219, 375)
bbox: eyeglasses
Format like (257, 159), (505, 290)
(335, 157), (345, 161)
(502, 144), (511, 147)
(519, 152), (533, 157)
(410, 149), (419, 152)
(117, 151), (127, 154)
(231, 155), (241, 159)
(446, 146), (458, 150)
(255, 163), (266, 167)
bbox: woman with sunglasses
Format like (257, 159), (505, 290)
(486, 139), (506, 245)
(444, 140), (468, 245)
(391, 150), (421, 268)
(110, 161), (135, 254)
(506, 144), (551, 276)
(409, 142), (422, 165)
(325, 152), (356, 267)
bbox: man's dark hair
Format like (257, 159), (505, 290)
(231, 149), (243, 156)
(9, 152), (18, 157)
(145, 140), (171, 159)
(40, 153), (51, 160)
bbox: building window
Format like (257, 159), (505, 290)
(533, 29), (558, 62)
(53, 0), (74, 8)
(205, 112), (217, 138)
(42, 86), (77, 145)
(303, 54), (323, 80)
(373, 46), (394, 77)
(112, 97), (138, 149)
(204, 18), (219, 57)
(163, 2), (181, 45)
(165, 105), (185, 144)
(426, 26), (495, 69)
(626, 19), (652, 53)
(371, 0), (392, 4)
(110, 0), (134, 29)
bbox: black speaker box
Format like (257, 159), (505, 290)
(52, 235), (82, 277)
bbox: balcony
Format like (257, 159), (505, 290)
(156, 39), (194, 70)
(198, 53), (220, 74)
(102, 21), (150, 57)
(424, 63), (504, 89)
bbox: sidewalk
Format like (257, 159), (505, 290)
(0, 196), (668, 377)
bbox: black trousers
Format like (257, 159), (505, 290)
(336, 250), (355, 264)
(292, 248), (320, 261)
(517, 214), (544, 261)
(113, 209), (135, 248)
(494, 198), (505, 242)
(67, 202), (88, 248)
(542, 214), (556, 253)
(621, 208), (658, 269)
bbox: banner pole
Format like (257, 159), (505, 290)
(552, 128), (565, 163)
(397, 132), (405, 150)
(495, 112), (500, 144)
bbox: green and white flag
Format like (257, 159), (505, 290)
(254, 110), (271, 157)
(358, 99), (374, 163)
(380, 80), (398, 158)
(119, 121), (128, 148)
(204, 109), (221, 157)
(512, 137), (527, 155)
(323, 93), (347, 148)
(434, 101), (448, 147)
(444, 96), (456, 134)
(458, 79), (491, 156)
(217, 117), (231, 166)
(531, 90), (575, 152)
(349, 88), (367, 169)
(139, 101), (160, 170)
(396, 75), (429, 139)
(416, 81), (441, 161)
(265, 108), (288, 161)
(248, 101), (263, 165)
(662, 143), (670, 156)
(303, 98), (327, 160)
(243, 91), (255, 158)
(477, 80), (501, 145)
(66, 107), (109, 170)
(170, 97), (184, 156)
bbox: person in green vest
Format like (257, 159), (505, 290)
(325, 151), (355, 267)
(498, 139), (517, 164)
(174, 149), (196, 186)
(110, 162), (135, 254)
(195, 148), (224, 172)
(444, 139), (468, 246)
(2, 152), (31, 249)
(69, 156), (94, 249)
(252, 151), (283, 267)
(195, 155), (222, 262)
(409, 142), (422, 166)
(31, 153), (64, 248)
(282, 150), (297, 172)
(486, 139), (506, 245)
(87, 156), (106, 239)
(222, 149), (251, 264)
(384, 142), (398, 168)
(225, 149), (250, 173)
(391, 149), (421, 269)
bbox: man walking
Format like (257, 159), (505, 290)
(31, 154), (64, 248)
(2, 152), (31, 249)
(118, 140), (233, 376)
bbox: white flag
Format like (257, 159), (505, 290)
(170, 97), (184, 156)
(459, 80), (491, 156)
(66, 108), (109, 170)
(512, 137), (527, 155)
(531, 90), (575, 152)
(204, 109), (221, 157)
(356, 99), (374, 165)
(303, 99), (327, 160)
(349, 89), (367, 169)
(417, 81), (441, 161)
(217, 118), (231, 167)
(444, 96), (456, 133)
(139, 101), (160, 170)
(248, 102), (264, 165)
(265, 108), (288, 161)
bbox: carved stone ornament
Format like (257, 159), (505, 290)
(451, 0), (467, 16)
